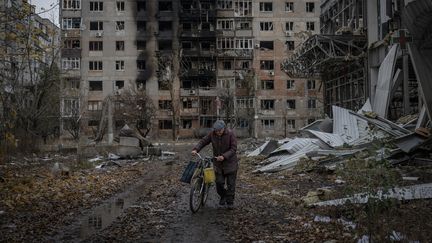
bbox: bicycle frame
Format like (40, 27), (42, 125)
(189, 153), (214, 213)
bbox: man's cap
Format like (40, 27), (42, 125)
(213, 120), (226, 131)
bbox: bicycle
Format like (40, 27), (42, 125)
(189, 153), (215, 213)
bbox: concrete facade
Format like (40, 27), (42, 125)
(60, 0), (323, 140)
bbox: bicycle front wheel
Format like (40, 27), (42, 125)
(189, 177), (204, 213)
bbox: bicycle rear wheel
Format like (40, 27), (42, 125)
(189, 177), (204, 213)
(201, 184), (210, 206)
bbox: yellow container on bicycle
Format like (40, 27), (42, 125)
(203, 167), (215, 184)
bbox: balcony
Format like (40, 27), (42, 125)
(216, 49), (253, 58)
(62, 29), (80, 38)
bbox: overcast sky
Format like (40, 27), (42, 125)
(31, 0), (59, 25)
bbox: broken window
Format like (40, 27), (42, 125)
(89, 21), (103, 30)
(287, 80), (295, 89)
(260, 60), (274, 70)
(286, 22), (294, 31)
(89, 81), (103, 91)
(62, 57), (80, 70)
(259, 2), (272, 12)
(136, 79), (146, 90)
(217, 0), (233, 9)
(286, 41), (295, 50)
(223, 61), (232, 70)
(136, 60), (146, 70)
(115, 80), (124, 90)
(182, 99), (193, 109)
(308, 98), (316, 108)
(116, 1), (124, 11)
(260, 22), (273, 31)
(201, 3), (211, 10)
(285, 2), (294, 11)
(181, 80), (192, 89)
(287, 99), (296, 109)
(115, 60), (124, 71)
(137, 1), (146, 11)
(237, 21), (251, 30)
(89, 41), (103, 51)
(158, 80), (169, 90)
(260, 41), (273, 50)
(159, 21), (172, 31)
(261, 99), (275, 110)
(201, 22), (211, 31)
(306, 22), (315, 31)
(218, 78), (234, 88)
(62, 18), (81, 29)
(287, 119), (295, 129)
(217, 38), (234, 49)
(159, 1), (172, 11)
(307, 79), (316, 89)
(261, 119), (274, 129)
(235, 38), (253, 49)
(237, 119), (249, 128)
(89, 1), (103, 11)
(89, 61), (103, 71)
(182, 22), (192, 31)
(63, 39), (80, 49)
(201, 42), (211, 50)
(137, 21), (146, 31)
(241, 61), (250, 69)
(136, 40), (146, 50)
(261, 80), (274, 90)
(181, 119), (192, 129)
(182, 42), (192, 49)
(116, 21), (125, 31)
(62, 98), (79, 117)
(116, 41), (125, 51)
(158, 40), (172, 50)
(63, 77), (80, 89)
(158, 100), (172, 110)
(63, 0), (81, 10)
(217, 19), (234, 30)
(236, 98), (254, 108)
(200, 99), (213, 115)
(159, 120), (173, 130)
(88, 120), (100, 126)
(306, 2), (314, 13)
(88, 101), (103, 111)
(234, 0), (252, 16)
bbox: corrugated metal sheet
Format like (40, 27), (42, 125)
(247, 141), (270, 157)
(350, 117), (387, 145)
(269, 138), (319, 156)
(332, 106), (359, 144)
(373, 44), (399, 118)
(247, 140), (279, 157)
(256, 142), (321, 173)
(306, 130), (345, 147)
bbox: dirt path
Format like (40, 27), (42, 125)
(48, 159), (229, 242)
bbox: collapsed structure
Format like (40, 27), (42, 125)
(253, 0), (432, 173)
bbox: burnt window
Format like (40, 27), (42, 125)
(286, 41), (295, 50)
(159, 21), (172, 31)
(287, 99), (296, 109)
(261, 80), (274, 90)
(137, 21), (146, 31)
(136, 40), (146, 50)
(183, 22), (192, 31)
(201, 42), (211, 50)
(158, 40), (172, 50)
(137, 1), (146, 11)
(158, 100), (172, 110)
(223, 61), (232, 70)
(201, 22), (211, 30)
(137, 60), (146, 70)
(89, 81), (103, 91)
(182, 42), (192, 49)
(159, 120), (173, 129)
(116, 41), (124, 51)
(159, 1), (173, 11)
(115, 80), (124, 90)
(136, 79), (146, 90)
(260, 60), (274, 70)
(260, 41), (273, 50)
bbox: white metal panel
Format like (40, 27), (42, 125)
(269, 138), (318, 155)
(373, 44), (399, 117)
(247, 141), (269, 157)
(332, 106), (359, 144)
(357, 98), (372, 114)
(306, 130), (345, 147)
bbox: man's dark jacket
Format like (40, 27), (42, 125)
(193, 129), (238, 174)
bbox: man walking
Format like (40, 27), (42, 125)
(191, 120), (238, 209)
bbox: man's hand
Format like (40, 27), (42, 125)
(191, 150), (198, 156)
(215, 155), (224, 161)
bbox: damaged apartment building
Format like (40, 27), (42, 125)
(60, 0), (322, 140)
(281, 0), (432, 125)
